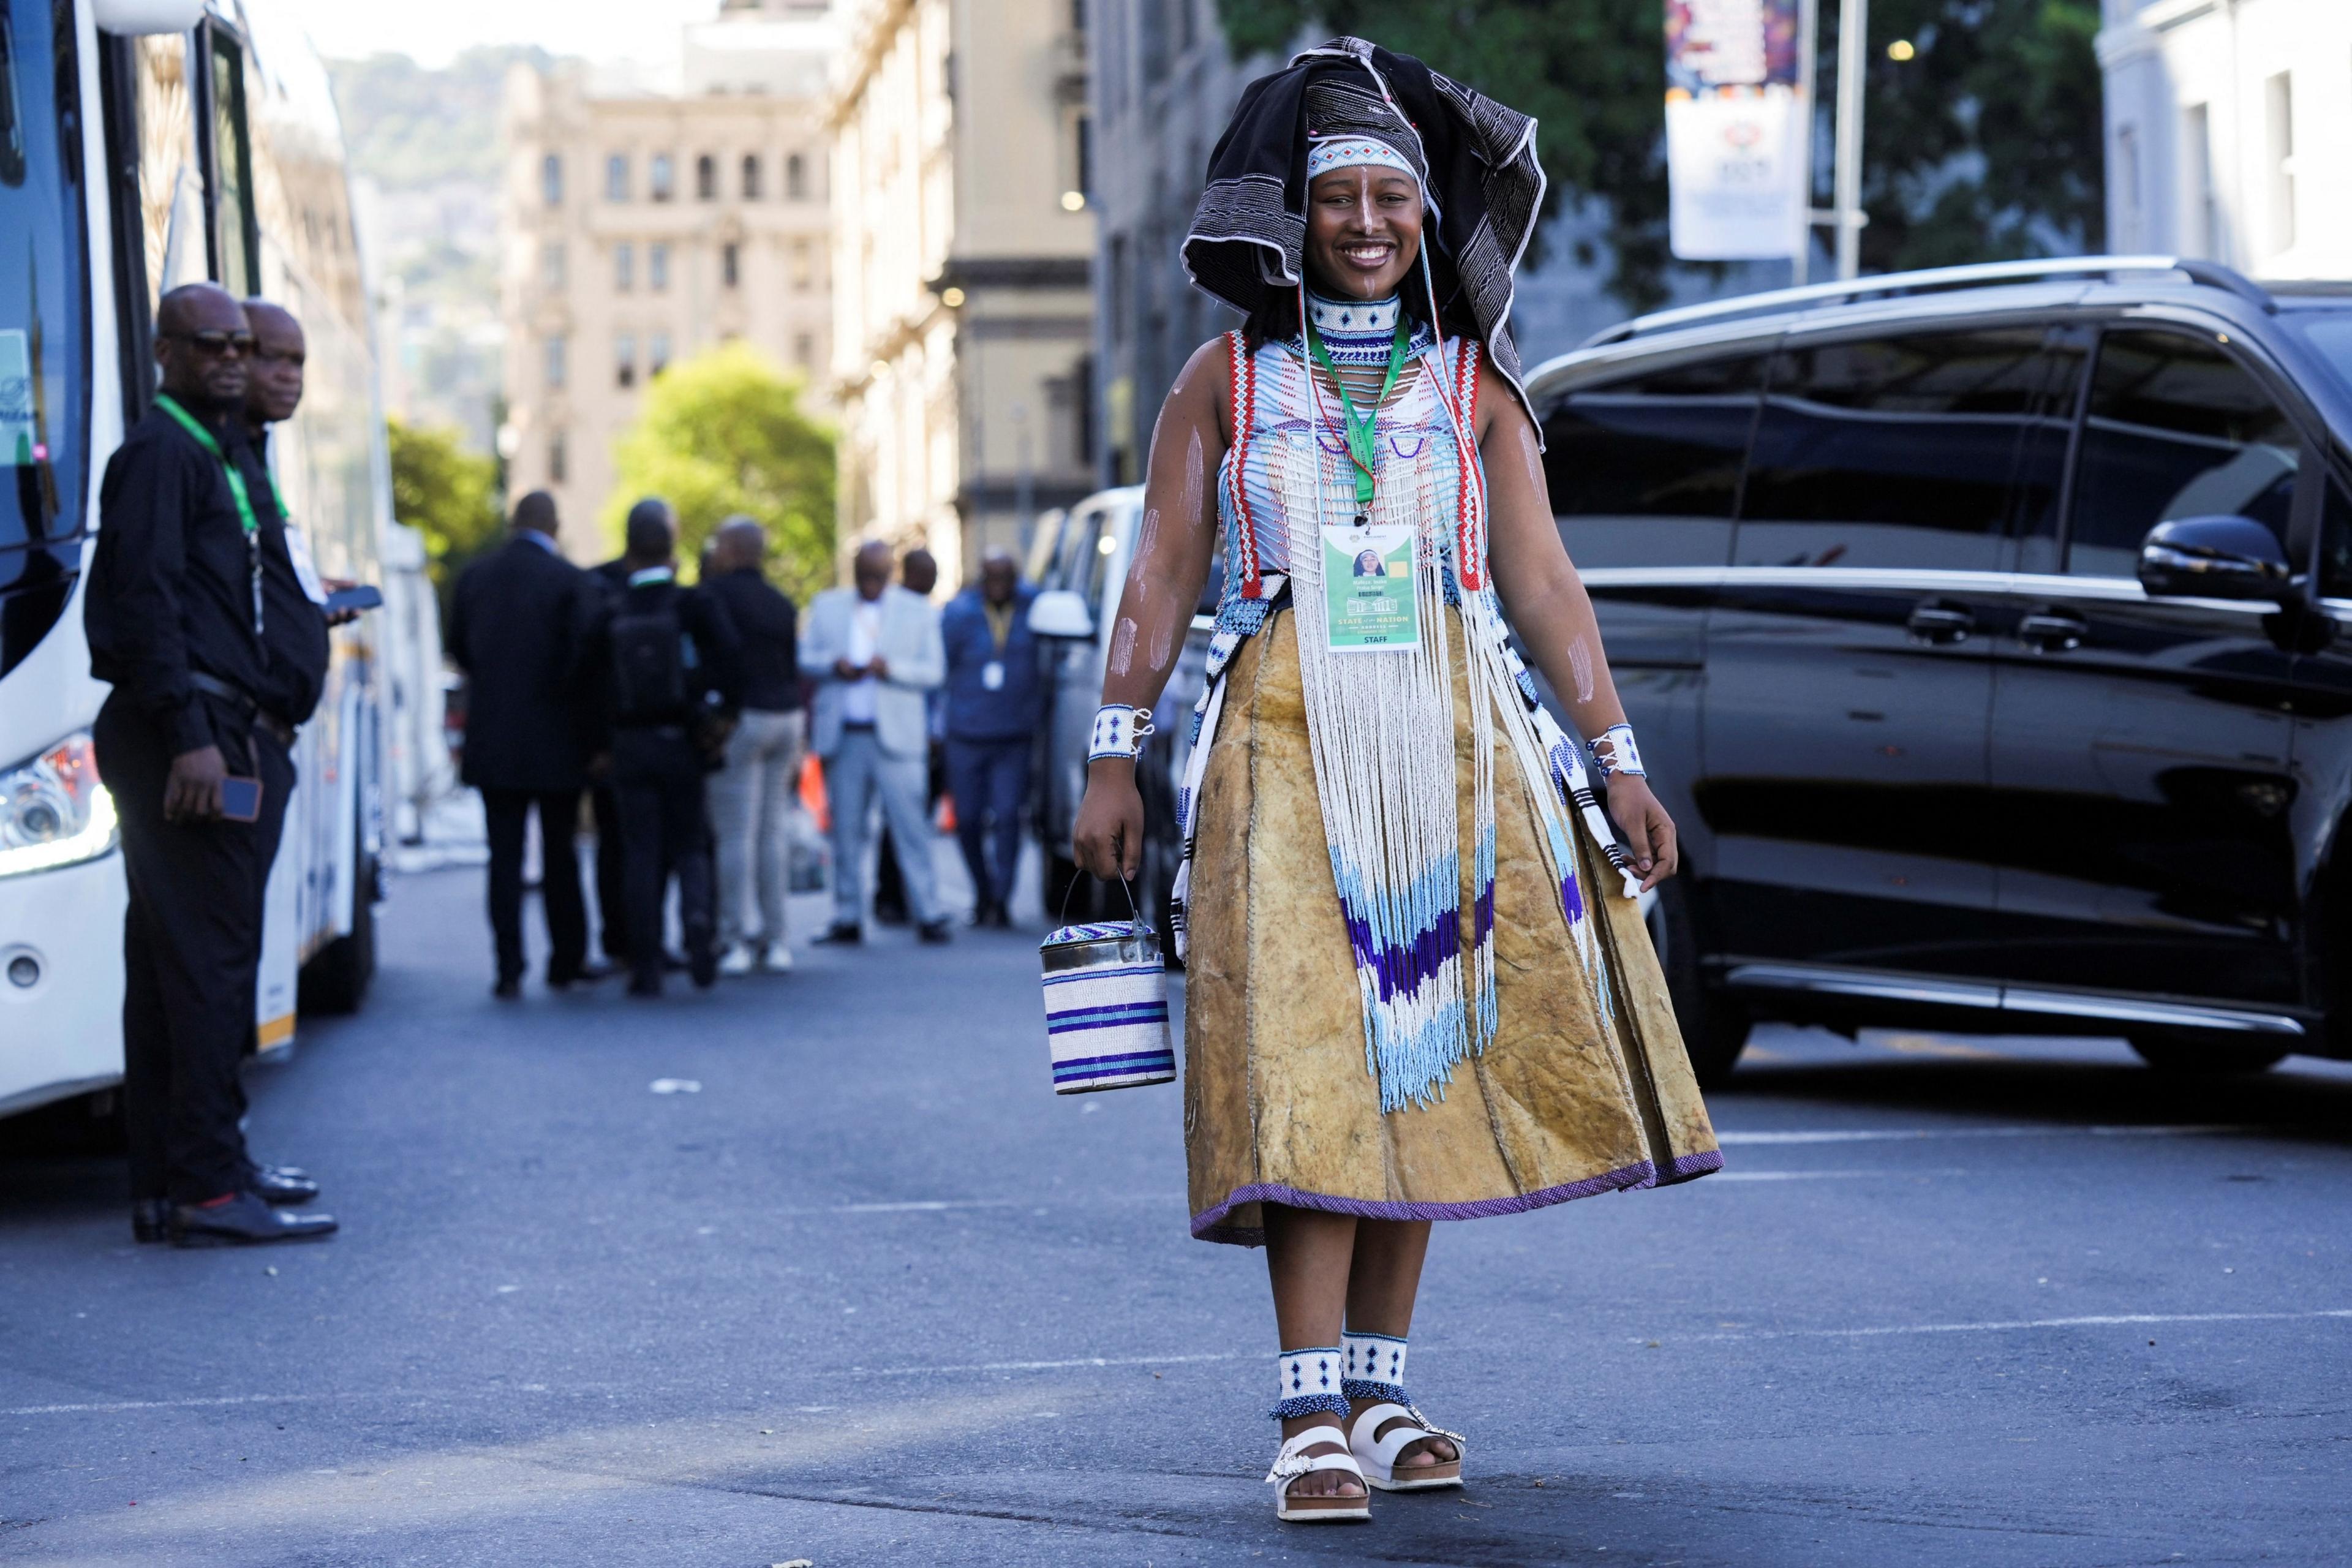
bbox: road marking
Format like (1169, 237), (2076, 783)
(1676, 1308), (2352, 1344)
(1716, 1124), (2254, 1145)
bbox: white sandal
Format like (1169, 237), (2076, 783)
(1348, 1401), (1465, 1491)
(1266, 1423), (1373, 1522)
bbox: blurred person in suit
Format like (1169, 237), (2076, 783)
(703, 516), (804, 976)
(872, 548), (946, 927)
(804, 541), (948, 945)
(449, 490), (600, 998)
(940, 548), (1042, 927)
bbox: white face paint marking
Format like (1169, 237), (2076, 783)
(1566, 635), (1597, 706)
(1108, 617), (1139, 677)
(1133, 508), (1161, 573)
(1180, 428), (1205, 525)
(1148, 619), (1175, 672)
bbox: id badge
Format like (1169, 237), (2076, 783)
(982, 660), (1006, 691)
(284, 526), (330, 606)
(1321, 523), (1420, 653)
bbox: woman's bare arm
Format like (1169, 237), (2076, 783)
(1071, 339), (1229, 880)
(1478, 362), (1678, 888)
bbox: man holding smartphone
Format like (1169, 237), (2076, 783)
(86, 284), (337, 1248)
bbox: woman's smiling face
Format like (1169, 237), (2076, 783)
(1304, 165), (1423, 301)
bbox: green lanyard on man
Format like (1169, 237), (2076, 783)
(1305, 312), (1411, 530)
(154, 391), (265, 639)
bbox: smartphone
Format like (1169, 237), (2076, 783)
(221, 776), (264, 823)
(323, 584), (383, 615)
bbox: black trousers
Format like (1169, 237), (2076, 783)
(614, 731), (715, 986)
(591, 785), (629, 961)
(481, 788), (586, 983)
(96, 691), (294, 1205)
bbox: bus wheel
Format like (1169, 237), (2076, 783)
(301, 848), (378, 1016)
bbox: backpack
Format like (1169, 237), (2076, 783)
(609, 592), (691, 725)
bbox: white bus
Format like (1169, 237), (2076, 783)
(0, 0), (406, 1125)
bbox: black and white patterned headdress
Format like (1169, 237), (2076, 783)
(1183, 37), (1547, 423)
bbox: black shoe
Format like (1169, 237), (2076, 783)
(989, 903), (1013, 930)
(627, 974), (663, 998)
(169, 1191), (338, 1247)
(132, 1199), (170, 1244)
(493, 975), (522, 1000)
(967, 900), (995, 929)
(917, 920), (952, 946)
(688, 946), (718, 989)
(248, 1164), (319, 1207)
(813, 923), (862, 946)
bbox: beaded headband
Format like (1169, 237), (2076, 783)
(1305, 134), (1420, 186)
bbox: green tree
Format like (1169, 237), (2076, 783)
(1216, 1), (2101, 311)
(603, 342), (836, 605)
(386, 416), (502, 616)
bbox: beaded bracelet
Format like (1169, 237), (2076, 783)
(1590, 722), (1646, 778)
(1089, 704), (1155, 762)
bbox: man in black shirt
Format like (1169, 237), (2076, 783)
(703, 515), (804, 974)
(580, 499), (742, 995)
(86, 283), (337, 1248)
(587, 551), (633, 967)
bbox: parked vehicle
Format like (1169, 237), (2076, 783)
(1528, 256), (2352, 1083)
(1026, 488), (1217, 932)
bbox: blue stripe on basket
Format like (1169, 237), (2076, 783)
(1047, 1000), (1170, 1025)
(1046, 1010), (1171, 1036)
(1041, 965), (1164, 986)
(1054, 1048), (1177, 1072)
(1055, 1058), (1176, 1080)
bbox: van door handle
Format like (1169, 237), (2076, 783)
(2018, 611), (2088, 653)
(1905, 601), (1974, 645)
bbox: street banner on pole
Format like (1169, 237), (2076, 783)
(1665, 0), (1806, 261)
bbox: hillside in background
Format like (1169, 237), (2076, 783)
(327, 45), (553, 192)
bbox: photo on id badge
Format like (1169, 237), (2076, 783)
(1322, 523), (1419, 652)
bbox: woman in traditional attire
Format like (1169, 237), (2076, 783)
(1072, 39), (1722, 1524)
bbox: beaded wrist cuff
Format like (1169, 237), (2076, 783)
(1089, 704), (1155, 763)
(1591, 722), (1646, 778)
(1341, 1330), (1409, 1404)
(1271, 1346), (1352, 1421)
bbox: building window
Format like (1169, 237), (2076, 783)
(723, 243), (741, 288)
(793, 331), (814, 369)
(614, 241), (634, 292)
(786, 151), (807, 200)
(541, 241), (567, 290)
(540, 153), (563, 206)
(616, 333), (636, 389)
(605, 154), (629, 202)
(2184, 104), (2217, 261)
(741, 154), (763, 200)
(2265, 71), (2296, 257)
(650, 332), (671, 377)
(650, 153), (676, 202)
(696, 153), (717, 201)
(2114, 124), (2141, 254)
(549, 430), (567, 484)
(790, 238), (812, 290)
(545, 335), (567, 390)
(649, 243), (671, 292)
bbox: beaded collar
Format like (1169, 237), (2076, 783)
(1292, 290), (1433, 368)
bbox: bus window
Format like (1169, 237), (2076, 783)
(0, 0), (92, 676)
(206, 30), (258, 295)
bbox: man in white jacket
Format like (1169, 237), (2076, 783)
(802, 540), (950, 944)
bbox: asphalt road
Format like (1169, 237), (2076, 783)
(6, 846), (2352, 1567)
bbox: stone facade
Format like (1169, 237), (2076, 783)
(827, 0), (1096, 586)
(499, 1), (838, 559)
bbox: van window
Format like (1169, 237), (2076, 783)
(2006, 334), (2088, 576)
(2317, 470), (2352, 600)
(2067, 328), (2299, 579)
(1542, 352), (1758, 567)
(1738, 328), (2047, 570)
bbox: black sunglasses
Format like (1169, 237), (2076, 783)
(169, 329), (257, 356)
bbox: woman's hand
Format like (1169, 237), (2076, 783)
(1604, 773), (1678, 891)
(1073, 759), (1145, 881)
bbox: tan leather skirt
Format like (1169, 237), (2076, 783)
(1182, 609), (1721, 1245)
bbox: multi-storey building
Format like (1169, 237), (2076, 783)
(499, 0), (837, 557)
(2100, 0), (2352, 277)
(828, 0), (1095, 584)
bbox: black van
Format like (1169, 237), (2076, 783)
(1529, 257), (2352, 1083)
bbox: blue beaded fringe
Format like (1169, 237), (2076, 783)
(1271, 1392), (1354, 1421)
(1343, 1379), (1409, 1404)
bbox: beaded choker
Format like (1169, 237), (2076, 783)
(1295, 291), (1432, 368)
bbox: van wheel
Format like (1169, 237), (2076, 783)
(1648, 878), (1749, 1088)
(301, 849), (377, 1016)
(2128, 1033), (2286, 1074)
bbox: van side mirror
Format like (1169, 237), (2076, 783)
(1027, 588), (1096, 640)
(2138, 515), (2295, 603)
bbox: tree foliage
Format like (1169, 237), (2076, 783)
(1215, 0), (2101, 311)
(603, 343), (836, 605)
(386, 416), (502, 616)
(326, 47), (554, 190)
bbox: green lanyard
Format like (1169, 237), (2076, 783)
(155, 393), (265, 638)
(1304, 314), (1411, 529)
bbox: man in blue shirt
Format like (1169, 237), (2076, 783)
(939, 549), (1041, 927)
